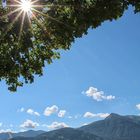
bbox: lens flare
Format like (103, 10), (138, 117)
(20, 0), (32, 12)
(1, 0), (68, 43)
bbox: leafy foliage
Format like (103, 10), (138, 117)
(0, 0), (140, 91)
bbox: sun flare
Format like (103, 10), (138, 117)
(1, 0), (53, 41)
(20, 0), (32, 12)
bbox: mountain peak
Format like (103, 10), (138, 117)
(105, 113), (122, 119)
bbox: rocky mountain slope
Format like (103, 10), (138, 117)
(79, 113), (140, 140)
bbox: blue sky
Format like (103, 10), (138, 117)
(0, 7), (140, 132)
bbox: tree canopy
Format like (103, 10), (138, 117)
(0, 0), (140, 92)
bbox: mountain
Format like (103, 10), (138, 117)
(14, 130), (45, 137)
(126, 115), (140, 125)
(11, 128), (103, 140)
(79, 113), (140, 140)
(0, 133), (12, 140)
(0, 130), (45, 140)
(2, 113), (140, 140)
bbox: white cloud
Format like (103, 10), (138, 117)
(20, 120), (39, 128)
(58, 110), (66, 118)
(136, 104), (140, 110)
(34, 112), (40, 116)
(84, 112), (110, 118)
(0, 129), (16, 133)
(27, 109), (40, 116)
(19, 129), (26, 132)
(84, 112), (97, 118)
(0, 123), (2, 127)
(85, 87), (115, 101)
(17, 107), (25, 112)
(44, 105), (58, 116)
(27, 109), (34, 114)
(83, 123), (88, 126)
(98, 113), (110, 118)
(67, 115), (81, 119)
(47, 122), (69, 130)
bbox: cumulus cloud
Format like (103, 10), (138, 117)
(20, 120), (39, 128)
(47, 122), (69, 130)
(85, 87), (115, 101)
(44, 105), (58, 116)
(27, 109), (40, 116)
(58, 110), (66, 118)
(84, 112), (110, 118)
(18, 107), (40, 117)
(136, 104), (140, 110)
(83, 112), (96, 118)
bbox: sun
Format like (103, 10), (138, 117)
(2, 0), (51, 41)
(20, 0), (32, 12)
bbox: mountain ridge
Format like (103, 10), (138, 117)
(1, 113), (140, 140)
(0, 130), (45, 140)
(79, 113), (140, 140)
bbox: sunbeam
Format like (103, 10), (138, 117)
(0, 7), (22, 19)
(18, 11), (26, 42)
(0, 0), (73, 43)
(31, 12), (49, 36)
(0, 10), (23, 41)
(32, 8), (72, 29)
